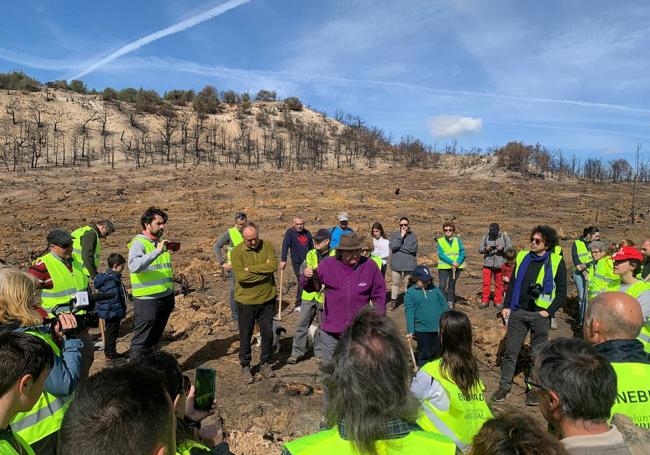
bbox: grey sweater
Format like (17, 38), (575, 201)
(389, 231), (418, 272)
(478, 232), (512, 269)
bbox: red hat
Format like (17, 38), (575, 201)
(611, 246), (643, 262)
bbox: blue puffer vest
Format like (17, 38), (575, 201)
(93, 270), (127, 319)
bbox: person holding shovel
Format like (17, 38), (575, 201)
(437, 221), (465, 309)
(405, 265), (448, 365)
(301, 233), (386, 367)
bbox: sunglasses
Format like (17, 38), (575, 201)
(531, 238), (543, 244)
(399, 223), (409, 227)
(443, 228), (454, 232)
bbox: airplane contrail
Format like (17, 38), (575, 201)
(131, 56), (650, 116)
(70, 0), (250, 80)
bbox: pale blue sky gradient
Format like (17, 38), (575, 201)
(1, 0), (649, 159)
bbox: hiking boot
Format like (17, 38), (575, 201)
(550, 318), (558, 330)
(241, 366), (254, 384)
(525, 391), (539, 406)
(260, 363), (276, 379)
(479, 302), (489, 309)
(491, 387), (510, 402)
(287, 356), (300, 365)
(388, 300), (397, 311)
(494, 303), (503, 310)
(448, 301), (455, 310)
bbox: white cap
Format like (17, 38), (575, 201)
(337, 212), (349, 222)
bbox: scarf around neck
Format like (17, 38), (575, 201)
(510, 250), (553, 311)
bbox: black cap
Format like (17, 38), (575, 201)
(314, 228), (332, 241)
(235, 212), (247, 220)
(47, 229), (73, 247)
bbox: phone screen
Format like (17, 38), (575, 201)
(166, 241), (181, 252)
(194, 367), (216, 411)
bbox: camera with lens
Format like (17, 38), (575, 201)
(528, 283), (543, 300)
(43, 290), (112, 334)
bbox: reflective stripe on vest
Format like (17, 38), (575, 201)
(625, 281), (650, 300)
(226, 227), (244, 264)
(610, 362), (650, 429)
(0, 432), (35, 455)
(437, 237), (464, 270)
(38, 253), (88, 314)
(514, 251), (562, 309)
(128, 235), (173, 297)
(416, 359), (492, 450)
(624, 282), (650, 353)
(11, 331), (71, 445)
(301, 248), (335, 303)
(283, 426), (456, 455)
(588, 256), (621, 299)
(71, 225), (100, 277)
(574, 239), (592, 270)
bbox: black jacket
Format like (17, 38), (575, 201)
(503, 255), (567, 317)
(594, 339), (650, 364)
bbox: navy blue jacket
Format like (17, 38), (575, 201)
(281, 228), (313, 266)
(93, 270), (127, 320)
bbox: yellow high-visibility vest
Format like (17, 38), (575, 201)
(71, 225), (100, 277)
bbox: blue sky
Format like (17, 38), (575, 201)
(2, 0), (650, 160)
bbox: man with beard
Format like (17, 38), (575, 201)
(128, 207), (175, 357)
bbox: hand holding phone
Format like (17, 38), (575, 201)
(166, 241), (181, 252)
(194, 367), (216, 412)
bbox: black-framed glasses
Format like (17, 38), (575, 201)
(525, 379), (548, 392)
(531, 238), (543, 244)
(399, 223), (409, 227)
(443, 228), (453, 232)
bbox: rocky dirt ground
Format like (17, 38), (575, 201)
(1, 164), (649, 454)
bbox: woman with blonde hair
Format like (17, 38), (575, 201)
(0, 266), (43, 326)
(0, 266), (82, 455)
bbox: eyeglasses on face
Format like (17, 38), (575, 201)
(525, 379), (548, 393)
(443, 228), (454, 232)
(531, 238), (544, 244)
(399, 223), (409, 227)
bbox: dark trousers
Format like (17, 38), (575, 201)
(292, 262), (303, 305)
(499, 309), (550, 390)
(130, 293), (175, 356)
(380, 264), (387, 277)
(439, 268), (462, 304)
(227, 270), (238, 321)
(414, 331), (440, 366)
(237, 299), (276, 367)
(103, 317), (122, 357)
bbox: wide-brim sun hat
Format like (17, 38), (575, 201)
(337, 233), (363, 250)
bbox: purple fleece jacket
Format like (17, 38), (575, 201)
(301, 256), (386, 335)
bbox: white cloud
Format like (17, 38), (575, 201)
(430, 115), (482, 137)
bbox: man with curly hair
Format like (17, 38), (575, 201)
(491, 225), (567, 406)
